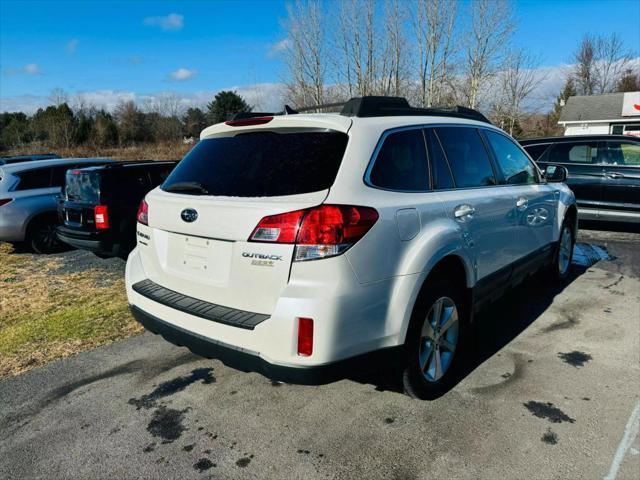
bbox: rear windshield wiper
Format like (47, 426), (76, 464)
(163, 181), (210, 195)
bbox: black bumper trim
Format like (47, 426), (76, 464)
(130, 305), (388, 385)
(132, 279), (269, 330)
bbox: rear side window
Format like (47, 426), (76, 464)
(16, 168), (51, 190)
(485, 131), (538, 185)
(369, 129), (429, 191)
(522, 143), (550, 161)
(544, 141), (599, 164)
(163, 131), (348, 197)
(425, 129), (454, 190)
(435, 127), (496, 188)
(602, 141), (640, 166)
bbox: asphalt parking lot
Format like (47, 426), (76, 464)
(1, 229), (639, 480)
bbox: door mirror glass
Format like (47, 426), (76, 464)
(543, 164), (567, 182)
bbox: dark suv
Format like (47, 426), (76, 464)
(520, 135), (640, 223)
(57, 161), (177, 258)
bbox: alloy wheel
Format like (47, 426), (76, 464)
(558, 225), (572, 276)
(418, 296), (459, 382)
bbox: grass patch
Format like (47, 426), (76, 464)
(0, 243), (142, 378)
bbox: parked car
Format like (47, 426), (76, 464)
(56, 161), (177, 259)
(0, 158), (114, 253)
(520, 135), (640, 223)
(126, 96), (577, 399)
(0, 153), (60, 165)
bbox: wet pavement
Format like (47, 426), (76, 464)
(1, 229), (639, 479)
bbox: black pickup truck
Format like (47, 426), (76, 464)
(56, 161), (177, 258)
(520, 135), (640, 224)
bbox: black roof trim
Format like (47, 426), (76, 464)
(519, 134), (640, 145)
(228, 96), (491, 124)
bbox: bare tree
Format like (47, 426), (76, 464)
(494, 49), (541, 136)
(49, 88), (69, 107)
(572, 34), (597, 95)
(282, 0), (326, 107)
(462, 0), (515, 109)
(594, 33), (632, 94)
(380, 0), (408, 96)
(413, 0), (457, 107)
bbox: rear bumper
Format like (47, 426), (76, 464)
(56, 226), (116, 255)
(130, 304), (396, 385)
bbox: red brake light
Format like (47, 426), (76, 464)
(137, 199), (149, 225)
(0, 198), (12, 207)
(94, 205), (110, 230)
(70, 170), (82, 175)
(225, 116), (273, 127)
(249, 205), (378, 261)
(297, 317), (314, 356)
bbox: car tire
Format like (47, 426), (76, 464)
(28, 216), (65, 254)
(549, 216), (575, 281)
(402, 278), (470, 400)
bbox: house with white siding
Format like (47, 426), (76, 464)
(559, 91), (640, 137)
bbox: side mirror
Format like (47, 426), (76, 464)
(543, 164), (567, 182)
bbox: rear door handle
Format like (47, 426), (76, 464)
(604, 171), (624, 179)
(454, 204), (475, 219)
(516, 197), (528, 209)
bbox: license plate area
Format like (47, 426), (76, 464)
(166, 233), (233, 285)
(64, 208), (84, 227)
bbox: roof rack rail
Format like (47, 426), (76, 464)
(340, 96), (491, 124)
(228, 96), (490, 124)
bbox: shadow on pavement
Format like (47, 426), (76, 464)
(347, 242), (613, 398)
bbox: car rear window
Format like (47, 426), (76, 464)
(522, 143), (550, 161)
(65, 170), (100, 203)
(162, 131), (348, 197)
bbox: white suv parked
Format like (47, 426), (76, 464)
(126, 96), (577, 398)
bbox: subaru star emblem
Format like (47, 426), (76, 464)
(181, 208), (198, 223)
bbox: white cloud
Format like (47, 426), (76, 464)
(67, 39), (79, 54)
(23, 63), (41, 75)
(169, 68), (197, 81)
(143, 13), (184, 31)
(268, 38), (291, 58)
(0, 84), (287, 114)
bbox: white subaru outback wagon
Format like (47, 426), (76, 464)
(126, 96), (577, 398)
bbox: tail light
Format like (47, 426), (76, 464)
(297, 317), (314, 356)
(94, 205), (110, 229)
(249, 204), (378, 261)
(137, 199), (149, 225)
(0, 198), (12, 207)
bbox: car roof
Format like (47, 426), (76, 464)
(0, 157), (115, 173)
(200, 112), (499, 139)
(75, 160), (178, 172)
(519, 135), (640, 145)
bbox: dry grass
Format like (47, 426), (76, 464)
(3, 141), (191, 161)
(0, 243), (142, 378)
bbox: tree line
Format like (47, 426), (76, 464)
(1, 0), (639, 151)
(0, 90), (250, 150)
(281, 0), (639, 136)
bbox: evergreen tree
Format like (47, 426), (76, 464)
(207, 91), (251, 124)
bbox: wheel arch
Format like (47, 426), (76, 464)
(398, 252), (474, 346)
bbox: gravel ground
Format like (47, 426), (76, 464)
(1, 229), (638, 480)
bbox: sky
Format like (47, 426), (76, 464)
(1, 0), (639, 113)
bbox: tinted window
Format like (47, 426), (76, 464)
(522, 143), (550, 161)
(16, 168), (51, 190)
(602, 141), (640, 166)
(435, 127), (496, 188)
(163, 131), (348, 197)
(485, 131), (537, 185)
(425, 129), (454, 190)
(65, 171), (101, 203)
(545, 141), (599, 164)
(51, 166), (72, 187)
(369, 129), (429, 191)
